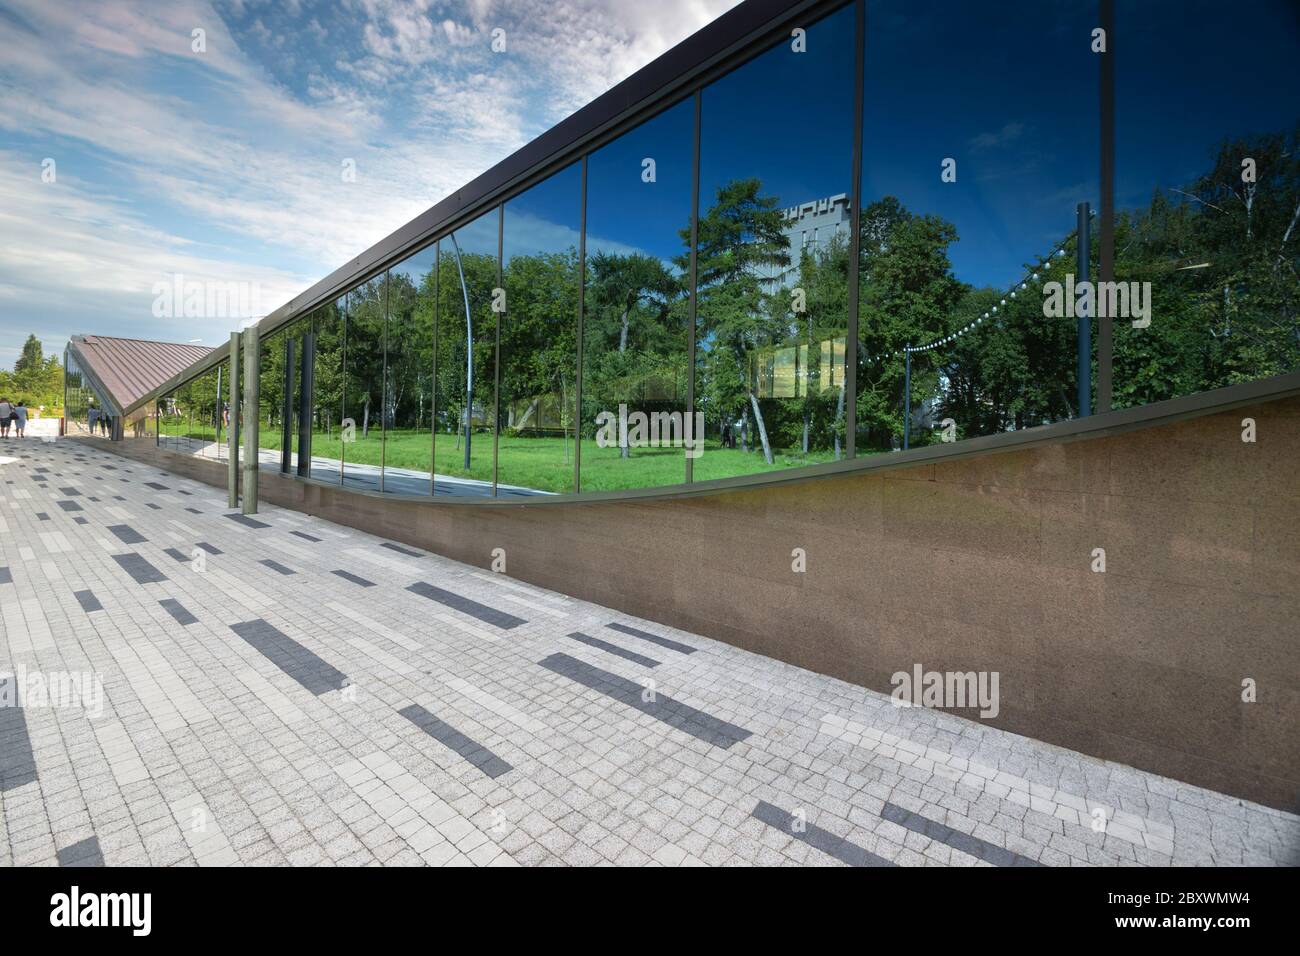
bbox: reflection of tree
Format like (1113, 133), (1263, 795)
(584, 251), (678, 457)
(859, 125), (1300, 443)
(681, 178), (790, 464)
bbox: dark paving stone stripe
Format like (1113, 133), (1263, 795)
(185, 507), (203, 514)
(177, 489), (192, 496)
(406, 581), (526, 630)
(73, 517), (88, 525)
(292, 531), (322, 542)
(36, 513), (49, 521)
(163, 548), (189, 562)
(606, 622), (697, 655)
(195, 542), (222, 555)
(398, 704), (513, 779)
(57, 836), (104, 867)
(752, 800), (895, 867)
(225, 513), (270, 529)
(538, 652), (751, 749)
(58, 486), (79, 496)
(87, 497), (100, 503)
(567, 631), (660, 668)
(0, 567), (10, 584)
(111, 553), (167, 585)
(107, 524), (147, 544)
(74, 590), (103, 612)
(0, 675), (38, 792)
(146, 503), (161, 510)
(56, 500), (83, 512)
(260, 558), (295, 576)
(381, 541), (422, 557)
(144, 482), (168, 490)
(332, 569), (375, 587)
(881, 802), (1043, 867)
(159, 598), (198, 626)
(230, 619), (348, 696)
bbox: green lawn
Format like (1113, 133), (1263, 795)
(160, 420), (843, 493)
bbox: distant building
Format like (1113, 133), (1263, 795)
(758, 193), (852, 290)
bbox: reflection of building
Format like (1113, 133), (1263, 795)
(758, 193), (852, 290)
(752, 336), (846, 399)
(63, 335), (211, 440)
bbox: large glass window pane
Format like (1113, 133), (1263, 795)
(344, 276), (386, 490)
(1113, 0), (1299, 409)
(434, 209), (499, 496)
(582, 98), (694, 492)
(383, 248), (436, 495)
(857, 0), (1099, 453)
(696, 1), (856, 481)
(310, 295), (347, 485)
(158, 387), (185, 449)
(258, 328), (288, 471)
(500, 164), (581, 496)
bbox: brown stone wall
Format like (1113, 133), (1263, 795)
(93, 395), (1300, 810)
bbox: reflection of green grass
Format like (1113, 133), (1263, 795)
(160, 420), (842, 493)
(281, 427), (839, 493)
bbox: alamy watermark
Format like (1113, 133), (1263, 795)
(1, 667), (103, 718)
(152, 274), (265, 320)
(594, 404), (706, 459)
(1042, 273), (1152, 328)
(891, 664), (1000, 719)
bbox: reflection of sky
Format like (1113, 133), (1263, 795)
(396, 0), (1298, 298)
(701, 3), (857, 210)
(1116, 0), (1300, 209)
(586, 97), (696, 264)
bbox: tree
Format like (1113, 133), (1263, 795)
(14, 334), (42, 375)
(681, 178), (791, 464)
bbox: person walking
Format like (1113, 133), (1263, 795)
(0, 398), (12, 438)
(13, 400), (27, 438)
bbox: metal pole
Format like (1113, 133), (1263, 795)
(448, 233), (473, 470)
(228, 331), (239, 507)
(903, 344), (911, 451)
(1097, 0), (1115, 413)
(1077, 201), (1092, 418)
(241, 325), (260, 514)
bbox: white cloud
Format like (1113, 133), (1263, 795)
(0, 0), (743, 360)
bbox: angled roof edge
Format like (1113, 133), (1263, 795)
(121, 0), (842, 417)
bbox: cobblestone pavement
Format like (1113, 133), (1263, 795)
(2, 439), (1297, 867)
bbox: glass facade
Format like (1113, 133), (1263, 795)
(140, 0), (1298, 498)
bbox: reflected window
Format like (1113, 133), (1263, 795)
(582, 98), (694, 492)
(434, 209), (499, 496)
(1113, 0), (1300, 409)
(696, 1), (856, 481)
(858, 0), (1098, 451)
(384, 247), (437, 495)
(500, 163), (581, 496)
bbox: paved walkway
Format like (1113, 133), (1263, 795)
(1, 439), (1296, 867)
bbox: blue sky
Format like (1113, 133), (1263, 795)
(0, 0), (741, 367)
(1, 0), (1295, 370)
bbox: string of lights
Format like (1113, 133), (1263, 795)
(862, 209), (1095, 362)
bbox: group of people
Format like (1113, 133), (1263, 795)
(0, 398), (28, 438)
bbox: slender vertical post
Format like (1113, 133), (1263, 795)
(685, 90), (702, 485)
(281, 337), (294, 473)
(844, 0), (865, 459)
(902, 344), (911, 451)
(574, 156), (587, 494)
(241, 325), (260, 514)
(1077, 201), (1092, 418)
(1097, 0), (1115, 413)
(228, 331), (240, 507)
(297, 333), (314, 477)
(492, 205), (502, 497)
